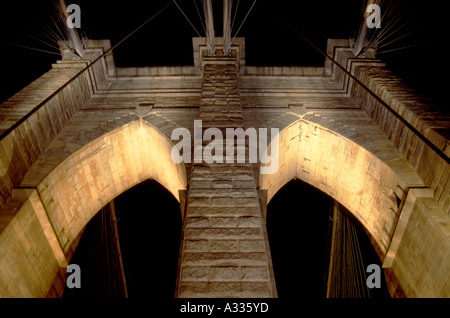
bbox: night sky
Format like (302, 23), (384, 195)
(63, 180), (182, 299)
(267, 179), (391, 300)
(0, 0), (448, 108)
(0, 0), (445, 305)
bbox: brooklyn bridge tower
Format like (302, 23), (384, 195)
(0, 0), (448, 299)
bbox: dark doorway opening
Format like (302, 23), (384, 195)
(267, 179), (332, 299)
(62, 179), (182, 298)
(266, 178), (390, 299)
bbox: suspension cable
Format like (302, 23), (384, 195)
(0, 41), (61, 56)
(231, 0), (257, 44)
(173, 0), (202, 37)
(278, 17), (449, 165)
(230, 0), (240, 34)
(327, 203), (372, 298)
(193, 0), (207, 35)
(0, 1), (174, 141)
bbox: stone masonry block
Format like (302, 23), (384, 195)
(239, 240), (265, 252)
(190, 179), (213, 189)
(177, 282), (273, 298)
(240, 266), (269, 281)
(189, 188), (257, 198)
(211, 180), (234, 188)
(211, 197), (236, 206)
(238, 282), (273, 297)
(185, 217), (210, 228)
(209, 217), (238, 227)
(184, 227), (262, 240)
(233, 180), (255, 188)
(187, 196), (211, 206)
(187, 206), (260, 217)
(235, 197), (259, 207)
(209, 240), (239, 252)
(182, 252), (267, 266)
(181, 266), (209, 282)
(209, 266), (240, 281)
(177, 282), (209, 298)
(184, 240), (209, 252)
(237, 216), (262, 228)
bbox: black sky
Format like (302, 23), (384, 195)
(0, 0), (448, 110)
(63, 180), (182, 299)
(267, 179), (391, 300)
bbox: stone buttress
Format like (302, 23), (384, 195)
(175, 54), (277, 298)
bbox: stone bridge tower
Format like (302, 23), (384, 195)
(0, 32), (448, 298)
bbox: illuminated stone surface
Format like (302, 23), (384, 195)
(0, 37), (448, 298)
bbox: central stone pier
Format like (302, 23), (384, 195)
(175, 42), (277, 298)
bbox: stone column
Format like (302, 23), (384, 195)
(175, 61), (277, 298)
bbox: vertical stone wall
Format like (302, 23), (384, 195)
(0, 42), (114, 297)
(0, 41), (113, 210)
(350, 65), (449, 212)
(0, 190), (63, 297)
(176, 62), (277, 297)
(385, 189), (449, 297)
(329, 40), (450, 298)
(329, 42), (449, 214)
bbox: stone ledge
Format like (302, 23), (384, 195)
(177, 282), (273, 298)
(180, 265), (270, 282)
